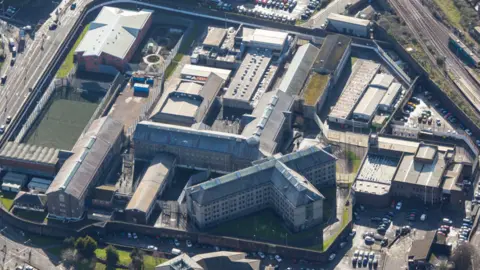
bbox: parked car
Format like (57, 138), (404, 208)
(364, 237), (374, 245)
(349, 229), (357, 238)
(396, 202), (402, 210)
(186, 240), (192, 247)
(442, 218), (453, 224)
(6, 116), (11, 124)
(328, 253), (336, 261)
(275, 255), (282, 262)
(257, 252), (265, 259)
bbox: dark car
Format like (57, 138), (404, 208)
(377, 227), (386, 234)
(371, 217), (382, 223)
(381, 238), (389, 247)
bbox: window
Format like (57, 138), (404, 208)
(59, 194), (65, 203)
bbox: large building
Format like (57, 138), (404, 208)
(180, 64), (232, 83)
(133, 121), (264, 173)
(191, 26), (239, 69)
(186, 146), (336, 232)
(150, 73), (224, 127)
(125, 154), (176, 224)
(0, 142), (60, 178)
(155, 251), (260, 270)
(75, 7), (153, 74)
(353, 135), (472, 207)
(46, 116), (124, 221)
(300, 35), (351, 119)
(327, 13), (372, 37)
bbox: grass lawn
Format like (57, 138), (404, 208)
(432, 0), (462, 29)
(95, 248), (165, 269)
(27, 234), (63, 247)
(0, 191), (15, 210)
(346, 151), (361, 174)
(12, 208), (47, 223)
(56, 23), (90, 78)
(351, 56), (358, 66)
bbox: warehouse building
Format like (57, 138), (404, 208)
(327, 13), (371, 37)
(75, 7), (153, 74)
(27, 177), (52, 193)
(155, 251), (260, 270)
(2, 172), (28, 192)
(240, 90), (294, 156)
(186, 145), (336, 232)
(352, 86), (386, 121)
(278, 43), (320, 96)
(150, 73), (224, 127)
(133, 121), (263, 173)
(241, 28), (289, 54)
(302, 35), (352, 118)
(126, 154), (176, 224)
(46, 116), (124, 221)
(191, 26), (239, 69)
(378, 82), (402, 112)
(181, 64), (232, 83)
(0, 142), (59, 177)
(328, 60), (380, 124)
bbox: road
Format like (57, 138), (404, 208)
(302, 0), (360, 28)
(0, 0), (91, 140)
(388, 0), (480, 114)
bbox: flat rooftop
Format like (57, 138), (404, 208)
(161, 96), (201, 118)
(224, 48), (272, 104)
(176, 81), (203, 95)
(393, 152), (447, 188)
(328, 13), (371, 27)
(353, 86), (386, 120)
(370, 73), (394, 89)
(415, 144), (438, 162)
(357, 154), (400, 185)
(379, 82), (402, 107)
(203, 27), (227, 48)
(329, 60), (380, 120)
(377, 136), (454, 154)
(442, 163), (463, 193)
(181, 64), (232, 81)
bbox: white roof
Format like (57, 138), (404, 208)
(251, 29), (288, 47)
(328, 13), (371, 27)
(353, 86), (386, 118)
(181, 64), (232, 81)
(75, 7), (152, 59)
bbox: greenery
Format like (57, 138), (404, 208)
(56, 23), (90, 78)
(130, 248), (144, 270)
(322, 204), (351, 250)
(0, 191), (15, 210)
(303, 73), (330, 106)
(75, 236), (98, 258)
(105, 245), (119, 268)
(346, 151), (361, 174)
(95, 247), (165, 269)
(64, 237), (76, 248)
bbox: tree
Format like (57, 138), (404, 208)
(436, 56), (445, 67)
(130, 248), (144, 270)
(63, 237), (75, 248)
(450, 242), (479, 270)
(61, 248), (77, 268)
(75, 236), (97, 258)
(105, 245), (119, 268)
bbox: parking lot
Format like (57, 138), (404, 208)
(335, 201), (470, 270)
(236, 0), (319, 22)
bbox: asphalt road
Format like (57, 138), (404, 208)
(0, 0), (91, 139)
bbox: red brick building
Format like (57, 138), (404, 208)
(75, 7), (153, 74)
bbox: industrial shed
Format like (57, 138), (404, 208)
(327, 13), (371, 37)
(0, 142), (59, 177)
(378, 82), (402, 112)
(352, 86), (387, 121)
(181, 64), (232, 82)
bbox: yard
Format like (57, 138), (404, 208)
(95, 247), (166, 269)
(0, 191), (15, 210)
(56, 24), (90, 78)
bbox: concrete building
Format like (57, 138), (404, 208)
(181, 64), (232, 83)
(125, 154), (176, 224)
(241, 28), (289, 53)
(133, 121), (263, 173)
(91, 185), (117, 209)
(353, 135), (469, 207)
(186, 146), (336, 232)
(327, 13), (371, 37)
(328, 60), (380, 124)
(301, 35), (351, 119)
(1, 172), (28, 192)
(0, 142), (59, 178)
(191, 26), (239, 69)
(352, 86), (386, 122)
(155, 251), (260, 270)
(150, 73), (224, 127)
(378, 82), (402, 112)
(46, 116), (124, 221)
(75, 7), (153, 74)
(278, 43), (320, 97)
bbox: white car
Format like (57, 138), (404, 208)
(127, 232), (132, 238)
(396, 202), (402, 210)
(329, 253), (336, 261)
(442, 218), (453, 224)
(275, 255), (282, 262)
(466, 129), (473, 136)
(133, 233), (138, 239)
(420, 214), (427, 221)
(147, 245), (157, 251)
(257, 252), (265, 259)
(186, 240), (192, 247)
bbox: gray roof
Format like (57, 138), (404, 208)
(187, 146), (332, 206)
(278, 145), (337, 172)
(14, 191), (48, 208)
(327, 13), (371, 27)
(195, 73), (224, 123)
(379, 82), (402, 107)
(126, 154), (175, 213)
(393, 152), (447, 188)
(370, 74), (394, 89)
(241, 90), (295, 155)
(193, 251), (260, 270)
(156, 253), (203, 270)
(352, 86), (387, 119)
(0, 142), (59, 165)
(46, 116), (123, 199)
(278, 43), (320, 96)
(203, 27), (227, 48)
(75, 7), (152, 59)
(133, 122), (262, 161)
(314, 34), (351, 74)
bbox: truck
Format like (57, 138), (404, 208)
(18, 30), (25, 52)
(133, 83), (149, 94)
(145, 77), (154, 85)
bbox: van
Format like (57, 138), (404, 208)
(171, 248), (182, 256)
(420, 214), (426, 221)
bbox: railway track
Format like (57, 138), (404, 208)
(388, 0), (480, 113)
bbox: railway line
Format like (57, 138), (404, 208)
(388, 0), (480, 113)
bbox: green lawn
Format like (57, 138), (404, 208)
(351, 56), (358, 66)
(432, 0), (462, 29)
(56, 24), (90, 78)
(0, 191), (15, 210)
(95, 248), (166, 269)
(346, 151), (361, 174)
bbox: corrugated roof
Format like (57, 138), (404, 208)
(370, 73), (394, 89)
(353, 86), (387, 119)
(327, 13), (371, 27)
(75, 7), (152, 59)
(0, 142), (59, 165)
(46, 116), (123, 199)
(379, 82), (402, 107)
(181, 64), (232, 81)
(278, 43), (320, 96)
(126, 154), (175, 213)
(314, 34), (351, 73)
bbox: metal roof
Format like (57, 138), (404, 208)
(0, 142), (59, 165)
(181, 64), (231, 81)
(379, 82), (402, 107)
(370, 73), (394, 89)
(46, 116), (123, 199)
(393, 153), (446, 188)
(327, 13), (371, 27)
(203, 27), (227, 48)
(278, 43), (320, 96)
(352, 86), (386, 119)
(314, 34), (351, 73)
(126, 154), (175, 213)
(75, 7), (152, 59)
